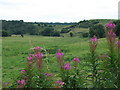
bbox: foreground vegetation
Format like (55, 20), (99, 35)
(2, 35), (108, 87)
(2, 21), (120, 88)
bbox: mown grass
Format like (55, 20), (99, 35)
(2, 35), (108, 87)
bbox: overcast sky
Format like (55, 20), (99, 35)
(0, 0), (120, 22)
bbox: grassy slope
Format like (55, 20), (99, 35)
(2, 35), (108, 86)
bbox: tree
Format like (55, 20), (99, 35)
(82, 32), (89, 38)
(52, 31), (60, 37)
(89, 24), (105, 38)
(115, 21), (120, 37)
(61, 28), (71, 33)
(2, 30), (10, 37)
(41, 27), (54, 36)
(69, 32), (73, 37)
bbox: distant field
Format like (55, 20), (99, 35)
(2, 35), (108, 87)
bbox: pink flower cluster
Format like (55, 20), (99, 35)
(56, 49), (64, 58)
(73, 57), (80, 63)
(17, 80), (26, 88)
(56, 49), (64, 70)
(44, 73), (52, 77)
(115, 41), (120, 47)
(27, 56), (33, 66)
(27, 56), (32, 61)
(34, 46), (41, 52)
(90, 36), (97, 43)
(55, 80), (64, 88)
(105, 21), (115, 30)
(63, 63), (71, 70)
(107, 31), (116, 43)
(20, 70), (26, 74)
(90, 36), (98, 53)
(35, 53), (43, 59)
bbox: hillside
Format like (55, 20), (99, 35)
(1, 19), (119, 37)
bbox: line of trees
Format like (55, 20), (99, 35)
(1, 20), (120, 38)
(1, 20), (60, 37)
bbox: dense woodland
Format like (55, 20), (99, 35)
(1, 19), (120, 38)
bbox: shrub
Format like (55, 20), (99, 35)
(89, 24), (105, 38)
(2, 30), (11, 37)
(82, 32), (89, 38)
(61, 28), (71, 33)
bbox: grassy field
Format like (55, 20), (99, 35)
(2, 35), (109, 87)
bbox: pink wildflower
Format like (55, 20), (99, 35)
(29, 54), (35, 57)
(44, 73), (52, 77)
(17, 80), (26, 88)
(17, 80), (21, 84)
(56, 49), (64, 70)
(115, 41), (120, 47)
(35, 53), (43, 59)
(33, 46), (41, 52)
(20, 70), (26, 74)
(73, 57), (80, 63)
(35, 52), (43, 69)
(55, 80), (64, 86)
(107, 31), (116, 43)
(90, 35), (97, 43)
(56, 49), (64, 58)
(105, 21), (115, 30)
(27, 56), (32, 61)
(63, 63), (71, 70)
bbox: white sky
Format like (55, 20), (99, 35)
(0, 0), (120, 22)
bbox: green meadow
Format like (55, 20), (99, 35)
(2, 35), (108, 87)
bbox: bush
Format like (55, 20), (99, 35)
(115, 22), (120, 37)
(41, 27), (54, 36)
(82, 33), (89, 38)
(61, 28), (71, 33)
(2, 30), (11, 37)
(89, 24), (105, 38)
(41, 27), (60, 37)
(69, 32), (73, 37)
(52, 31), (60, 37)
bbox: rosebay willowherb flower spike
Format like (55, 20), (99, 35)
(115, 40), (120, 48)
(17, 80), (26, 88)
(73, 57), (80, 63)
(55, 80), (64, 88)
(35, 52), (44, 69)
(107, 31), (116, 43)
(56, 49), (64, 69)
(63, 63), (71, 70)
(90, 35), (98, 54)
(27, 56), (33, 67)
(105, 21), (115, 30)
(33, 46), (41, 53)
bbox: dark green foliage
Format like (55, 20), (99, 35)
(69, 32), (73, 37)
(114, 21), (120, 37)
(2, 30), (11, 37)
(2, 20), (39, 35)
(78, 20), (99, 28)
(82, 33), (89, 38)
(41, 27), (60, 36)
(89, 24), (105, 38)
(52, 30), (60, 37)
(61, 28), (71, 33)
(41, 27), (54, 36)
